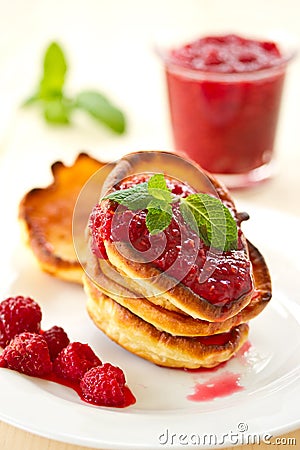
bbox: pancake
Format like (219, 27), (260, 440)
(19, 153), (111, 283)
(91, 151), (255, 322)
(103, 239), (253, 322)
(98, 255), (186, 314)
(84, 278), (249, 369)
(85, 239), (270, 336)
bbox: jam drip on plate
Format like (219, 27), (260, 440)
(187, 371), (243, 402)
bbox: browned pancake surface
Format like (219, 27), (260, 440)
(84, 277), (249, 369)
(19, 153), (107, 283)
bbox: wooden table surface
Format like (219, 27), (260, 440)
(0, 421), (299, 449)
(1, 0), (300, 449)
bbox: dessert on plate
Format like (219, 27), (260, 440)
(19, 151), (272, 369)
(83, 151), (272, 368)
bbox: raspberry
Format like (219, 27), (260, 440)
(100, 362), (126, 386)
(53, 342), (101, 382)
(0, 296), (42, 348)
(42, 326), (70, 361)
(0, 355), (7, 368)
(0, 332), (52, 377)
(80, 363), (126, 407)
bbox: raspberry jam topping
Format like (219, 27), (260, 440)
(169, 34), (282, 73)
(90, 175), (253, 306)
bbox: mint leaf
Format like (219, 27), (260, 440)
(147, 198), (172, 215)
(146, 208), (172, 235)
(148, 173), (172, 203)
(39, 42), (67, 99)
(43, 98), (70, 124)
(75, 91), (126, 134)
(180, 194), (238, 251)
(23, 42), (67, 106)
(103, 183), (152, 210)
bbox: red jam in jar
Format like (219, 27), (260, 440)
(162, 34), (292, 186)
(90, 174), (253, 307)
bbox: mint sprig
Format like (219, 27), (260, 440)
(23, 42), (126, 133)
(180, 194), (238, 251)
(103, 174), (238, 250)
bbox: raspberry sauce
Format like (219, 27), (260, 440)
(163, 34), (287, 175)
(187, 371), (243, 402)
(42, 372), (136, 408)
(90, 175), (253, 306)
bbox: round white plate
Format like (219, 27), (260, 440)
(0, 203), (300, 449)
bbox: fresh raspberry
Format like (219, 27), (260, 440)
(0, 355), (7, 368)
(100, 362), (126, 386)
(0, 296), (42, 348)
(0, 332), (52, 377)
(53, 342), (101, 382)
(80, 363), (126, 407)
(42, 326), (70, 361)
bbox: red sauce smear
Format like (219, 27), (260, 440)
(90, 174), (253, 306)
(187, 371), (243, 402)
(41, 372), (136, 408)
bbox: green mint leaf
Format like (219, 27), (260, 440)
(103, 183), (152, 210)
(148, 173), (172, 203)
(146, 208), (172, 235)
(147, 198), (172, 216)
(43, 99), (70, 124)
(180, 193), (238, 251)
(148, 174), (168, 190)
(75, 90), (126, 134)
(39, 42), (67, 99)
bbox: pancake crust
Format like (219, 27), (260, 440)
(84, 277), (249, 369)
(19, 153), (108, 283)
(85, 240), (271, 336)
(98, 256), (186, 314)
(103, 240), (253, 322)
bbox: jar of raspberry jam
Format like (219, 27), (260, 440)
(158, 33), (295, 188)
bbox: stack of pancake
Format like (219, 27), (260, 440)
(83, 151), (272, 369)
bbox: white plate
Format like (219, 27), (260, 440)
(0, 192), (300, 449)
